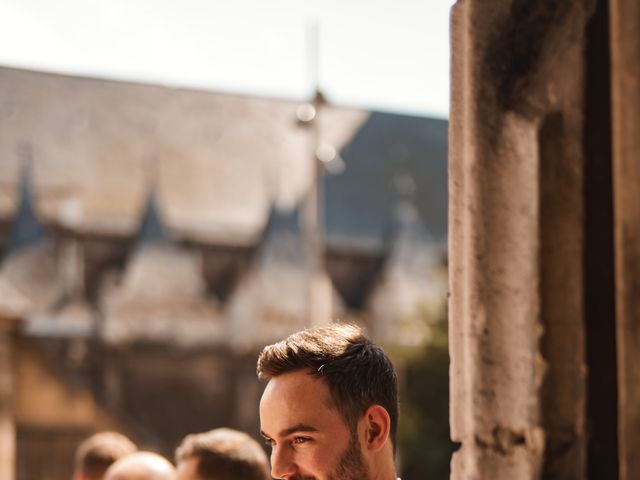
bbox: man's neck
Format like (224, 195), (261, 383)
(368, 454), (397, 480)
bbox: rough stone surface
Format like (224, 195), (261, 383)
(449, 0), (593, 477)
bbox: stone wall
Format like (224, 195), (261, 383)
(449, 0), (640, 478)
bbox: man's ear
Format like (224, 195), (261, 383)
(362, 404), (391, 452)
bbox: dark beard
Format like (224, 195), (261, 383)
(328, 431), (371, 480)
(287, 431), (370, 480)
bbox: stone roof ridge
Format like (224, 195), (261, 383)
(6, 162), (45, 254)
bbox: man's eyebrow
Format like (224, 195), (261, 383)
(280, 424), (319, 436)
(261, 424), (319, 439)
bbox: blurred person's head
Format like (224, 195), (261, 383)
(257, 323), (399, 480)
(73, 431), (137, 480)
(175, 428), (270, 480)
(104, 452), (176, 480)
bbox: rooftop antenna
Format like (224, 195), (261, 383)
(297, 19), (332, 327)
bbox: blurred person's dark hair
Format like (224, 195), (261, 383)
(73, 431), (137, 480)
(175, 428), (269, 480)
(256, 322), (400, 447)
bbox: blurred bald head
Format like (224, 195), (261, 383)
(104, 452), (176, 480)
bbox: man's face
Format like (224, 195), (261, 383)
(176, 456), (201, 480)
(259, 370), (370, 480)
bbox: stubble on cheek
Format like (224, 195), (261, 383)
(328, 432), (370, 480)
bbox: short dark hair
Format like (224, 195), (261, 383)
(175, 428), (270, 480)
(74, 431), (137, 480)
(256, 323), (399, 446)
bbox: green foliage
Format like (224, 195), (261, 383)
(395, 309), (454, 480)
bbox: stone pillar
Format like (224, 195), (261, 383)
(449, 1), (595, 478)
(610, 1), (640, 479)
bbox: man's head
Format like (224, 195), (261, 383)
(103, 452), (176, 480)
(257, 323), (399, 480)
(73, 431), (138, 480)
(175, 428), (270, 480)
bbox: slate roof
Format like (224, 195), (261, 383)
(325, 112), (448, 251)
(0, 66), (446, 253)
(0, 66), (367, 246)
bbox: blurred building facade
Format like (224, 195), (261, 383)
(0, 66), (447, 480)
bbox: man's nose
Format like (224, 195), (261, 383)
(271, 445), (297, 479)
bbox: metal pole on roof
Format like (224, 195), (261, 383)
(299, 20), (332, 327)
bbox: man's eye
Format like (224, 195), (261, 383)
(263, 438), (275, 447)
(292, 437), (312, 445)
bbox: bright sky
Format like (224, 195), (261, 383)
(0, 0), (453, 118)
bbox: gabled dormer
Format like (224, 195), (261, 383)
(100, 187), (223, 346)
